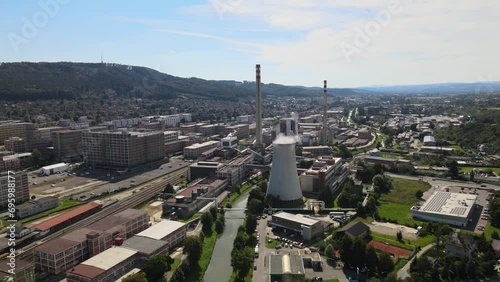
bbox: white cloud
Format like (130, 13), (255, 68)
(175, 0), (500, 86)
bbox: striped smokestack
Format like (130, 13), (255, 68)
(255, 64), (262, 147)
(322, 80), (328, 145)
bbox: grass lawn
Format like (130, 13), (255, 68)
(378, 177), (431, 227)
(459, 166), (500, 174)
(485, 222), (500, 240)
(265, 236), (278, 249)
(371, 231), (433, 249)
(195, 228), (218, 281)
(179, 213), (201, 223)
(225, 177), (263, 204)
(170, 258), (181, 273)
(392, 258), (409, 275)
(447, 145), (465, 152)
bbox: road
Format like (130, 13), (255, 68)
(397, 243), (435, 280)
(385, 173), (500, 191)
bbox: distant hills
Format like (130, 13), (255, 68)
(0, 62), (360, 101)
(0, 62), (498, 101)
(358, 82), (500, 95)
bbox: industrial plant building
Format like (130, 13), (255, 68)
(269, 254), (306, 282)
(15, 196), (59, 219)
(411, 191), (477, 227)
(51, 127), (107, 162)
(300, 157), (348, 194)
(183, 141), (219, 159)
(33, 209), (149, 275)
(270, 212), (323, 241)
(188, 161), (224, 181)
(135, 220), (187, 251)
(216, 153), (254, 188)
(0, 171), (29, 209)
(163, 178), (228, 219)
(81, 130), (165, 168)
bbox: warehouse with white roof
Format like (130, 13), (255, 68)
(135, 220), (186, 251)
(411, 191), (477, 227)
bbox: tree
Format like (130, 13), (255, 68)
(373, 163), (384, 176)
(377, 252), (394, 276)
(385, 272), (399, 282)
(31, 195), (36, 200)
(215, 219), (224, 234)
(184, 236), (202, 263)
(447, 160), (459, 179)
(259, 181), (268, 193)
(201, 212), (213, 235)
(470, 170), (475, 181)
(32, 148), (44, 168)
(340, 235), (353, 263)
(492, 231), (499, 240)
(350, 239), (367, 268)
(142, 254), (171, 282)
(325, 244), (334, 258)
(231, 246), (254, 278)
(164, 183), (175, 194)
(396, 231), (403, 242)
(247, 198), (264, 215)
(489, 198), (500, 227)
(122, 272), (148, 282)
(365, 245), (378, 272)
(245, 214), (257, 235)
(372, 174), (393, 194)
(415, 190), (424, 199)
(209, 206), (218, 221)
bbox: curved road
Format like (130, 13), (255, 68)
(397, 243), (435, 279)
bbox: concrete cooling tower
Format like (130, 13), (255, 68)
(266, 135), (303, 207)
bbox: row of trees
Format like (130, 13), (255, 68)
(321, 234), (395, 278)
(122, 254), (174, 282)
(201, 206), (225, 235)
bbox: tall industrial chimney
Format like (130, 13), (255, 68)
(266, 135), (303, 207)
(255, 64), (262, 147)
(321, 80), (328, 145)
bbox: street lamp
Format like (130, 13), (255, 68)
(107, 172), (111, 200)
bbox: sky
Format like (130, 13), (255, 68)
(1, 0), (499, 88)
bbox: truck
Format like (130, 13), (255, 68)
(39, 163), (68, 176)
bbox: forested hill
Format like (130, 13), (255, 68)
(0, 62), (360, 101)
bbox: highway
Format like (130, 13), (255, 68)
(17, 166), (188, 262)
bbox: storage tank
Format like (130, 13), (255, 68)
(266, 135), (303, 207)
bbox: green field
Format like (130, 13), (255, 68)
(392, 258), (409, 275)
(265, 237), (278, 249)
(371, 231), (434, 249)
(459, 166), (500, 174)
(485, 223), (500, 240)
(170, 258), (181, 274)
(447, 145), (465, 152)
(378, 177), (431, 227)
(198, 229), (218, 279)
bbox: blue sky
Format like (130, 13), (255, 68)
(1, 0), (499, 87)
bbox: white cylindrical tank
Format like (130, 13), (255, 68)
(267, 135), (303, 207)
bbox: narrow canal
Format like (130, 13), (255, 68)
(203, 188), (252, 282)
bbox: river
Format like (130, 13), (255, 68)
(203, 188), (252, 282)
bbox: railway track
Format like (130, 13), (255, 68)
(18, 167), (188, 262)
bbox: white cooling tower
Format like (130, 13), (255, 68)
(266, 135), (303, 207)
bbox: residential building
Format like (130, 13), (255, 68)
(4, 137), (25, 152)
(82, 130), (165, 168)
(337, 221), (370, 240)
(183, 141), (219, 159)
(15, 196), (59, 219)
(0, 122), (31, 145)
(51, 127), (107, 162)
(445, 231), (476, 258)
(0, 171), (29, 209)
(423, 135), (436, 146)
(270, 212), (323, 241)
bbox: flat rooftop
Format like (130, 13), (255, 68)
(82, 246), (137, 270)
(135, 220), (185, 241)
(185, 141), (219, 149)
(121, 235), (168, 255)
(414, 191), (477, 218)
(273, 212), (319, 227)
